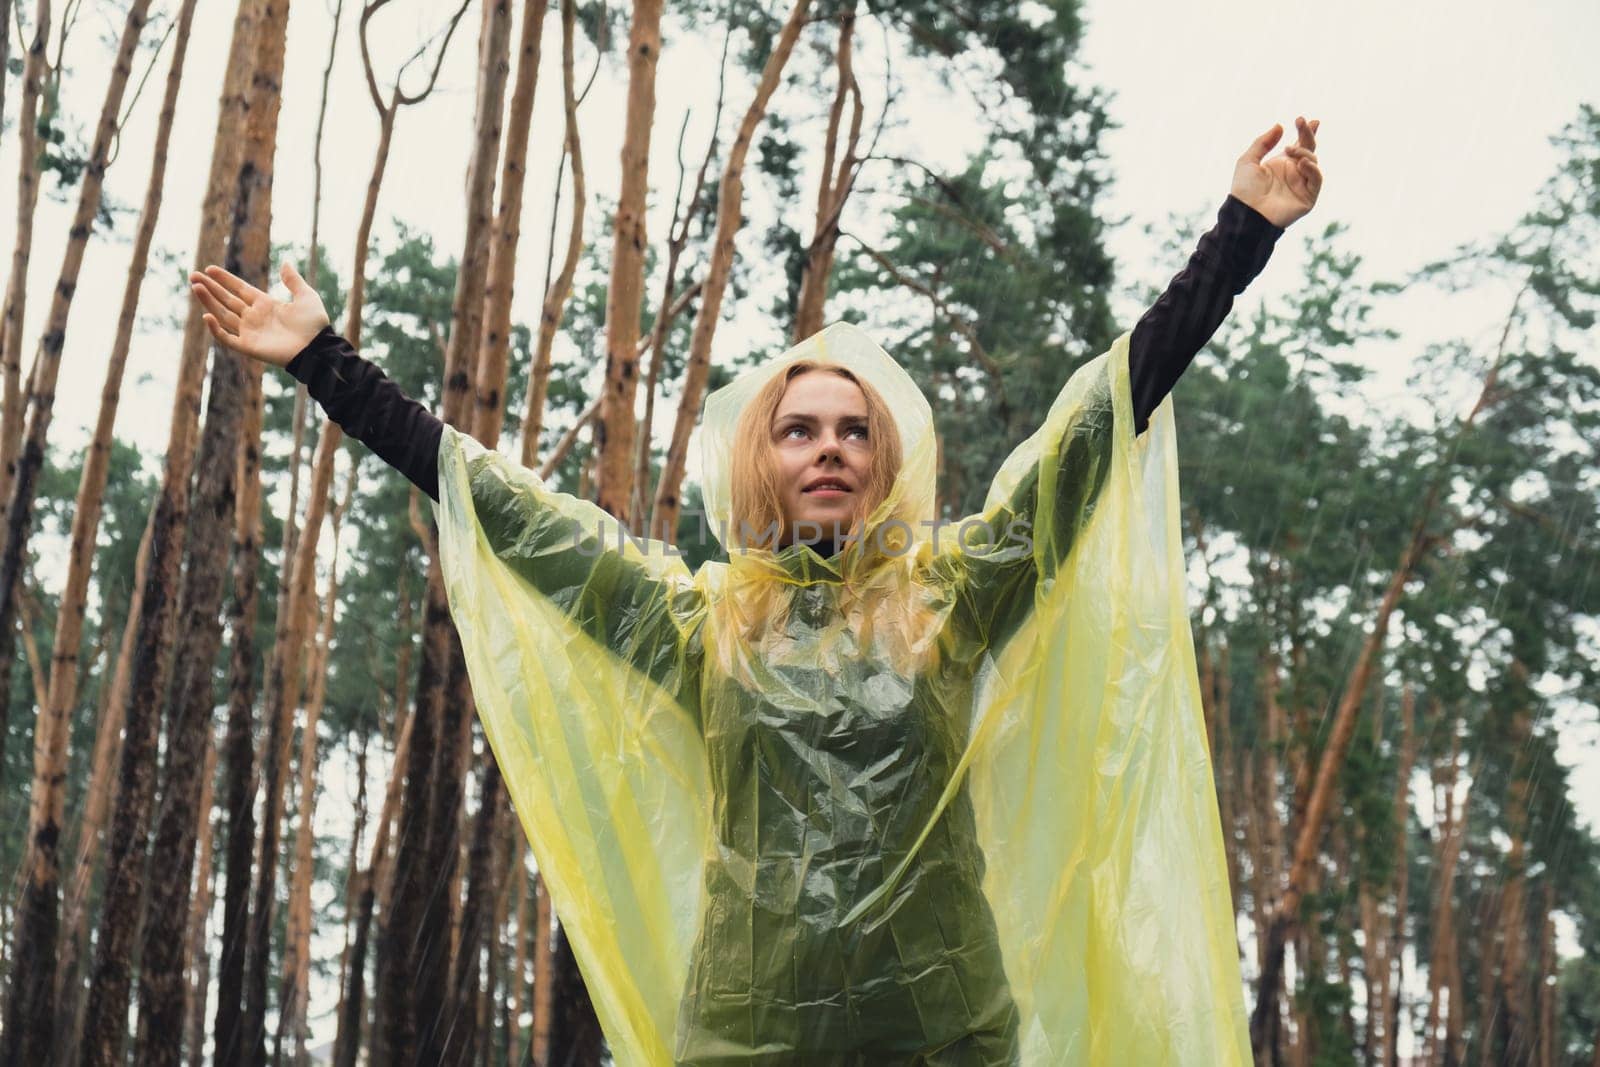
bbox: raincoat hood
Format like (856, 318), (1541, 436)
(433, 323), (1251, 1065)
(697, 320), (937, 570)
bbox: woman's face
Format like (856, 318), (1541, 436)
(770, 369), (873, 543)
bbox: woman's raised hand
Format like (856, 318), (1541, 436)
(1232, 116), (1322, 228)
(189, 262), (330, 368)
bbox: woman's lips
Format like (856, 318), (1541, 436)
(803, 486), (850, 496)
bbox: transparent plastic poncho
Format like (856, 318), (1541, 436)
(435, 322), (1248, 1064)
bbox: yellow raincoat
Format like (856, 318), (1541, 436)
(434, 322), (1248, 1064)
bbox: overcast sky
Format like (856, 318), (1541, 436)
(2, 0), (1597, 1049)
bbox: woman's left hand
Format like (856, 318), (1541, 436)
(1232, 116), (1322, 228)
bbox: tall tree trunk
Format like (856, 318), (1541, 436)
(402, 5), (511, 1061)
(78, 0), (257, 1058)
(132, 6), (287, 1065)
(183, 734), (218, 1067)
(475, 0), (547, 445)
(647, 0), (812, 540)
(79, 1), (262, 1062)
(792, 0), (862, 340)
(0, 0), (12, 153)
(1535, 881), (1555, 1067)
(547, 922), (604, 1065)
(531, 874), (554, 1065)
(252, 0), (476, 1049)
(1253, 645), (1286, 1064)
(331, 727), (369, 1067)
(1360, 879), (1383, 1063)
(1213, 641), (1241, 916)
(444, 3), (545, 1056)
(1, 0), (194, 1056)
(55, 518), (146, 1066)
(519, 0), (586, 470)
(625, 38), (727, 534)
(1384, 686), (1417, 1067)
(0, 0), (51, 530)
(482, 828), (513, 1067)
(593, 0), (666, 519)
(341, 695), (414, 1067)
(1423, 737), (1455, 1066)
(446, 764), (503, 1066)
(1495, 686), (1534, 1064)
(1476, 884), (1501, 1067)
(0, 0), (150, 744)
(274, 463), (354, 1064)
(507, 845), (529, 1061)
(249, 111), (387, 1064)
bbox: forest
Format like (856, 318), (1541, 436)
(0, 0), (1596, 1064)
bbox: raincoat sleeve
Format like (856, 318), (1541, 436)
(950, 332), (1253, 1063)
(434, 424), (704, 711)
(940, 347), (1118, 653)
(948, 194), (1281, 651)
(431, 424), (712, 1064)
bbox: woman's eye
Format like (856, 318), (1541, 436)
(847, 427), (868, 441)
(782, 426), (807, 439)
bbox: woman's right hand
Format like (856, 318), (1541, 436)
(189, 261), (330, 367)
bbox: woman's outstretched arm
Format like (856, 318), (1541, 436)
(1126, 194), (1283, 434)
(190, 262), (444, 500)
(949, 117), (1323, 652)
(1126, 115), (1321, 434)
(285, 327), (444, 500)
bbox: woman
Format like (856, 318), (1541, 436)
(192, 118), (1321, 1065)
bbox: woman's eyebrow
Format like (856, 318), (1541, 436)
(773, 412), (868, 426)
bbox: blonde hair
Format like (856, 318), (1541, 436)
(728, 359), (903, 551)
(711, 360), (942, 680)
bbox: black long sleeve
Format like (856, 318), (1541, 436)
(1127, 193), (1283, 434)
(285, 195), (1280, 506)
(285, 327), (445, 501)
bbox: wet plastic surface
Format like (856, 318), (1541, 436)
(436, 323), (1247, 1064)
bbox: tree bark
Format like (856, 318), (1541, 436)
(182, 735), (218, 1067)
(250, 1), (479, 1051)
(0, 0), (52, 528)
(507, 845), (529, 1060)
(1535, 881), (1555, 1067)
(395, 2), (511, 1058)
(624, 38), (726, 534)
(0, 0), (153, 743)
(441, 3), (546, 1056)
(593, 0), (666, 519)
(273, 463), (354, 1063)
(77, 1), (260, 1062)
(1384, 686), (1416, 1067)
(647, 0), (814, 541)
(70, 0), (254, 1057)
(793, 0), (862, 340)
(131, 6), (287, 1065)
(0, 2), (195, 1058)
(0, 0), (12, 154)
(519, 0), (586, 470)
(475, 0), (547, 446)
(1495, 685), (1534, 1064)
(1424, 735), (1471, 1067)
(335, 692), (413, 1067)
(55, 516), (146, 1066)
(531, 874), (555, 1065)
